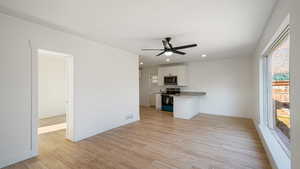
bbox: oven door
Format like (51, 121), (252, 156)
(161, 95), (174, 112)
(164, 76), (177, 85)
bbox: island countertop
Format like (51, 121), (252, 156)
(176, 91), (206, 96)
(154, 91), (206, 97)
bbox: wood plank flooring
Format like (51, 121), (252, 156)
(39, 115), (66, 127)
(5, 107), (271, 169)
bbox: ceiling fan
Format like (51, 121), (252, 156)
(142, 37), (197, 56)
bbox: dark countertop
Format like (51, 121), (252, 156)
(179, 92), (207, 96)
(155, 91), (207, 96)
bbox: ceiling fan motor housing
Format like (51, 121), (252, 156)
(142, 37), (198, 56)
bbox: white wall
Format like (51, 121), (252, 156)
(0, 13), (139, 168)
(252, 1), (291, 169)
(291, 0), (299, 168)
(38, 52), (66, 119)
(182, 56), (254, 118)
(253, 0), (290, 122)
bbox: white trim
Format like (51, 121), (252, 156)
(73, 119), (139, 142)
(261, 21), (291, 152)
(266, 54), (274, 129)
(38, 49), (71, 57)
(64, 54), (75, 141)
(260, 15), (290, 56)
(254, 123), (291, 169)
(35, 48), (75, 142)
(271, 128), (291, 156)
(257, 14), (291, 169)
(30, 41), (39, 156)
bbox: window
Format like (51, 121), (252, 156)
(263, 26), (290, 150)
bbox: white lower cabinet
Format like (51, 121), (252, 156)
(173, 96), (200, 119)
(155, 94), (161, 110)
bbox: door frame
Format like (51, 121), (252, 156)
(30, 45), (75, 156)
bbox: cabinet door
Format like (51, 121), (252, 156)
(159, 67), (175, 86)
(155, 94), (161, 110)
(177, 65), (188, 86)
(167, 66), (177, 76)
(158, 65), (188, 86)
(158, 67), (166, 86)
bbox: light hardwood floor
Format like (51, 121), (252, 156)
(39, 115), (66, 127)
(5, 107), (271, 169)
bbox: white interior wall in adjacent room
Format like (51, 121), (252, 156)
(139, 67), (160, 106)
(0, 13), (139, 168)
(182, 56), (254, 118)
(38, 52), (66, 119)
(140, 55), (253, 118)
(291, 0), (299, 168)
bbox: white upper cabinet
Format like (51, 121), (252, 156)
(158, 67), (166, 86)
(176, 65), (188, 86)
(158, 65), (188, 86)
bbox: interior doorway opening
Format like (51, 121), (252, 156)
(37, 49), (74, 141)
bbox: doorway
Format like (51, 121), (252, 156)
(36, 49), (74, 141)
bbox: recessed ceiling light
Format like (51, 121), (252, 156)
(165, 51), (173, 56)
(201, 54), (207, 58)
(166, 58), (171, 62)
(140, 62), (144, 65)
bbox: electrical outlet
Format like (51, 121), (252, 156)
(125, 113), (134, 120)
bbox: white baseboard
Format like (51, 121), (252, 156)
(253, 121), (291, 169)
(74, 118), (139, 142)
(200, 112), (252, 119)
(39, 112), (66, 119)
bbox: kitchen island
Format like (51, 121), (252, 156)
(173, 92), (206, 119)
(155, 91), (206, 120)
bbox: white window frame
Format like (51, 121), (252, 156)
(261, 24), (291, 156)
(262, 55), (274, 128)
(258, 15), (291, 169)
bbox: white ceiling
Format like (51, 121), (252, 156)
(0, 0), (276, 66)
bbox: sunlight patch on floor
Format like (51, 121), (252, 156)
(38, 123), (66, 135)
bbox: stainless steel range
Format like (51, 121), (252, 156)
(161, 88), (180, 112)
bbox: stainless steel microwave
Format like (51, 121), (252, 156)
(164, 76), (177, 85)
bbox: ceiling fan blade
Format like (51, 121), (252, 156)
(156, 51), (165, 56)
(141, 49), (164, 51)
(164, 37), (174, 49)
(172, 50), (186, 55)
(162, 40), (168, 49)
(172, 44), (197, 50)
(167, 42), (173, 49)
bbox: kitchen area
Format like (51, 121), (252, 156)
(139, 64), (206, 120)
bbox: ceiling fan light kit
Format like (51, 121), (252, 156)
(142, 37), (198, 56)
(164, 51), (173, 56)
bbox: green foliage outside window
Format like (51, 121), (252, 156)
(273, 73), (289, 81)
